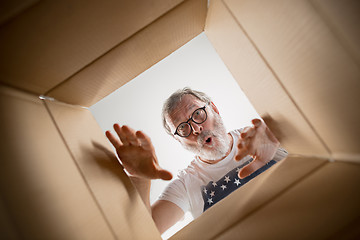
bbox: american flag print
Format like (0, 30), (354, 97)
(201, 159), (277, 212)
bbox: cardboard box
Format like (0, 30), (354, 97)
(1, 0), (359, 239)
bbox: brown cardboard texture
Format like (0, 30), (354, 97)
(1, 0), (359, 239)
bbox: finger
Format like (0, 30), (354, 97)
(241, 126), (251, 137)
(114, 124), (130, 146)
(121, 125), (140, 146)
(157, 168), (173, 181)
(235, 140), (249, 161)
(238, 137), (251, 149)
(235, 148), (249, 161)
(105, 130), (122, 148)
(238, 157), (264, 179)
(241, 127), (256, 139)
(251, 118), (262, 128)
(136, 131), (153, 151)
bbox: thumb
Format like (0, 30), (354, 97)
(238, 159), (264, 179)
(157, 169), (173, 181)
(238, 165), (252, 179)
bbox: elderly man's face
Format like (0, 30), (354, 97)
(166, 94), (230, 161)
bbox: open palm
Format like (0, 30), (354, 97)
(235, 119), (280, 179)
(106, 124), (172, 180)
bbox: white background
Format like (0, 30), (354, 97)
(90, 33), (259, 239)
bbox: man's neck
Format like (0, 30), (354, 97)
(199, 133), (233, 164)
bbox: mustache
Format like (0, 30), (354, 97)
(197, 130), (216, 146)
(196, 115), (225, 147)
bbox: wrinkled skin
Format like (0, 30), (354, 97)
(106, 118), (280, 181)
(235, 118), (280, 179)
(106, 124), (172, 181)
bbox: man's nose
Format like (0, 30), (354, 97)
(190, 121), (203, 135)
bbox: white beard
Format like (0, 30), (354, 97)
(182, 113), (231, 161)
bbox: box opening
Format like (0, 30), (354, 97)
(90, 32), (260, 238)
(2, 0), (359, 238)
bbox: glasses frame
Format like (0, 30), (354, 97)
(174, 104), (208, 137)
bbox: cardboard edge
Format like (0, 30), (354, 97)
(43, 99), (162, 240)
(0, 0), (40, 26)
(216, 160), (360, 239)
(204, 0), (330, 157)
(171, 156), (328, 239)
(46, 0), (208, 107)
(0, 84), (116, 239)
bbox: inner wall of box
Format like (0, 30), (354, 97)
(1, 0), (360, 239)
(89, 32), (261, 201)
(0, 1), (210, 239)
(89, 32), (261, 238)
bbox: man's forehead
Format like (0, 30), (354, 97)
(168, 95), (205, 124)
(170, 103), (196, 119)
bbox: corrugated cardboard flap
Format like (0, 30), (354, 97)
(216, 159), (360, 240)
(171, 156), (329, 239)
(0, 0), (185, 95)
(45, 99), (162, 239)
(46, 0), (207, 107)
(205, 0), (330, 158)
(221, 0), (360, 158)
(0, 85), (116, 239)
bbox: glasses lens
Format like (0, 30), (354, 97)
(177, 122), (191, 137)
(192, 108), (206, 124)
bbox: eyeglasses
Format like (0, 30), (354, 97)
(174, 104), (208, 137)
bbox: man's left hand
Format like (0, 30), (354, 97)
(235, 118), (280, 179)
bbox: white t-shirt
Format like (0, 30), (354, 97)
(158, 129), (288, 218)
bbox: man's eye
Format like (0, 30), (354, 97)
(194, 109), (201, 115)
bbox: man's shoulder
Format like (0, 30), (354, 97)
(177, 159), (202, 179)
(230, 128), (242, 134)
(229, 128), (244, 137)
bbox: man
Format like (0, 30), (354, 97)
(106, 88), (287, 234)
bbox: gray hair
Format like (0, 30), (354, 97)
(162, 87), (212, 136)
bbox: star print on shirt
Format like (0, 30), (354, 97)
(201, 159), (277, 212)
(224, 176), (231, 183)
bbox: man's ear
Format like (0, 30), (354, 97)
(210, 101), (220, 114)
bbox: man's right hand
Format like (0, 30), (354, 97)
(106, 124), (173, 181)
